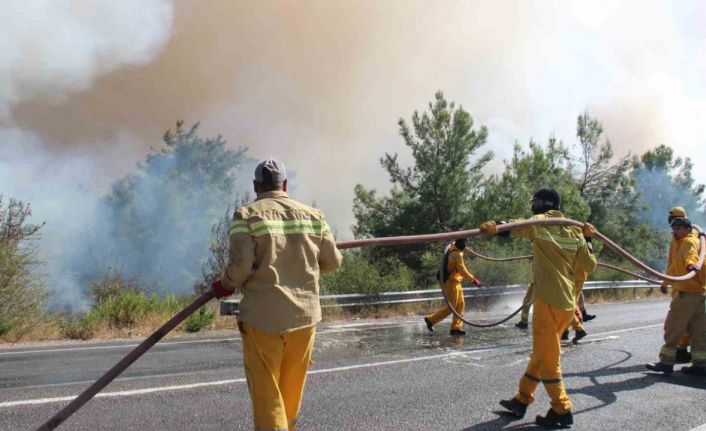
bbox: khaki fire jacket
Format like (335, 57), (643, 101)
(509, 210), (597, 310)
(667, 234), (705, 294)
(222, 191), (343, 333)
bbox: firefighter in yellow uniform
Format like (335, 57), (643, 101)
(424, 238), (481, 336)
(666, 206), (695, 363)
(481, 188), (596, 428)
(646, 216), (706, 375)
(211, 158), (342, 431)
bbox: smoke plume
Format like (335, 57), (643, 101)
(3, 1), (706, 309)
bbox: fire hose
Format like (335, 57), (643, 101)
(37, 218), (705, 429)
(463, 247), (663, 284)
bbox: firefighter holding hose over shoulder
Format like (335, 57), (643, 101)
(646, 216), (706, 375)
(211, 158), (343, 431)
(424, 238), (481, 336)
(665, 206), (695, 363)
(480, 187), (596, 428)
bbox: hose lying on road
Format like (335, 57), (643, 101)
(37, 217), (704, 429)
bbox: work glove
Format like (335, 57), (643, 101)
(687, 264), (700, 272)
(660, 282), (669, 294)
(480, 221), (498, 235)
(211, 279), (234, 299)
(472, 278), (481, 287)
(575, 307), (583, 322)
(582, 222), (596, 238)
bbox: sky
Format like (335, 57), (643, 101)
(2, 1), (706, 304)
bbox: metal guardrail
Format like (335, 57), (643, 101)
(219, 279), (659, 316)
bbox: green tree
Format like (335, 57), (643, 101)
(477, 137), (590, 223)
(353, 91), (491, 272)
(0, 195), (46, 338)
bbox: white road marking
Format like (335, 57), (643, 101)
(0, 337), (239, 356)
(590, 323), (662, 336)
(325, 320), (417, 329)
(690, 424), (706, 431)
(0, 320), (663, 409)
(0, 349), (490, 408)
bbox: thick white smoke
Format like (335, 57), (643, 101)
(0, 0), (174, 117)
(0, 1), (175, 310)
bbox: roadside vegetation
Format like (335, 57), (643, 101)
(2, 93), (705, 343)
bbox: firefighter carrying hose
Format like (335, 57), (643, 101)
(666, 206), (695, 363)
(424, 238), (481, 336)
(480, 187), (596, 428)
(646, 216), (706, 375)
(211, 158), (343, 431)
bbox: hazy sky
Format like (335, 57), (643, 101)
(3, 0), (706, 237)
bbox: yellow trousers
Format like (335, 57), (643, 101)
(659, 293), (706, 366)
(569, 314), (584, 332)
(241, 322), (316, 431)
(427, 280), (465, 331)
(671, 290), (691, 349)
(516, 298), (574, 414)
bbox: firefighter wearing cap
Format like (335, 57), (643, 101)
(481, 188), (596, 428)
(646, 216), (706, 375)
(211, 158), (343, 431)
(424, 238), (481, 336)
(667, 206), (695, 362)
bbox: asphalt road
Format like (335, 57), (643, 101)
(1, 299), (706, 430)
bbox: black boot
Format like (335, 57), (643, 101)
(499, 397), (527, 419)
(561, 330), (569, 341)
(536, 409), (573, 428)
(645, 362), (674, 374)
(515, 321), (528, 329)
(681, 365), (706, 376)
(572, 330), (587, 344)
(450, 329), (466, 336)
(581, 308), (596, 322)
(676, 347), (692, 364)
(423, 317), (434, 332)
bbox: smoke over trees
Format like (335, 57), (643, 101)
(76, 121), (253, 299)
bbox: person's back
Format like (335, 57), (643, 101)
(213, 158), (342, 431)
(232, 191), (340, 333)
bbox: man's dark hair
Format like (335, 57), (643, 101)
(670, 217), (692, 229)
(255, 167), (284, 192)
(531, 188), (561, 214)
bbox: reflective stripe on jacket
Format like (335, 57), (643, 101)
(510, 210), (597, 310)
(223, 191), (343, 333)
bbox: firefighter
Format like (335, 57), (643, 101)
(646, 217), (706, 375)
(667, 206), (694, 363)
(481, 188), (596, 428)
(211, 158), (343, 431)
(424, 238), (481, 336)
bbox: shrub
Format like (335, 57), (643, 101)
(320, 250), (414, 295)
(0, 195), (46, 340)
(185, 306), (214, 332)
(59, 315), (96, 340)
